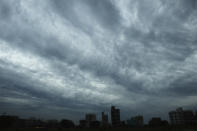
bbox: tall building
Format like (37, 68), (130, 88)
(149, 117), (162, 126)
(83, 113), (97, 127)
(102, 112), (108, 125)
(169, 107), (194, 125)
(85, 114), (96, 123)
(79, 120), (88, 128)
(111, 106), (120, 127)
(127, 115), (144, 127)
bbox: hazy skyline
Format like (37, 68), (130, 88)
(0, 0), (197, 123)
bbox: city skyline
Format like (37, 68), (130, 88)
(0, 0), (197, 124)
(1, 106), (197, 127)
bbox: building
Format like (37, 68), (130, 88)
(60, 119), (75, 128)
(194, 111), (197, 124)
(102, 112), (108, 125)
(84, 114), (97, 127)
(0, 115), (19, 128)
(183, 110), (194, 125)
(149, 117), (162, 126)
(111, 106), (120, 127)
(169, 107), (194, 125)
(127, 115), (144, 127)
(85, 114), (96, 123)
(169, 108), (184, 125)
(89, 121), (101, 128)
(79, 120), (88, 128)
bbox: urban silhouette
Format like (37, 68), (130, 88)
(1, 106), (197, 131)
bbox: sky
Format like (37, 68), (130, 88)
(0, 0), (197, 123)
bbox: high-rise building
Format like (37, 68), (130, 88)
(149, 117), (162, 126)
(127, 115), (144, 127)
(111, 106), (120, 127)
(85, 114), (96, 123)
(169, 107), (194, 125)
(102, 112), (108, 125)
(79, 120), (88, 128)
(84, 113), (97, 127)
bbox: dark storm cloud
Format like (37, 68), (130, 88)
(0, 0), (12, 19)
(51, 0), (121, 32)
(0, 0), (197, 122)
(0, 66), (106, 121)
(81, 0), (121, 30)
(164, 73), (197, 96)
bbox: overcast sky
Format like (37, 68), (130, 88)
(0, 0), (197, 123)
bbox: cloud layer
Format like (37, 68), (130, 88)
(0, 0), (197, 122)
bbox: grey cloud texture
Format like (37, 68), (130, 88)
(0, 0), (197, 122)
